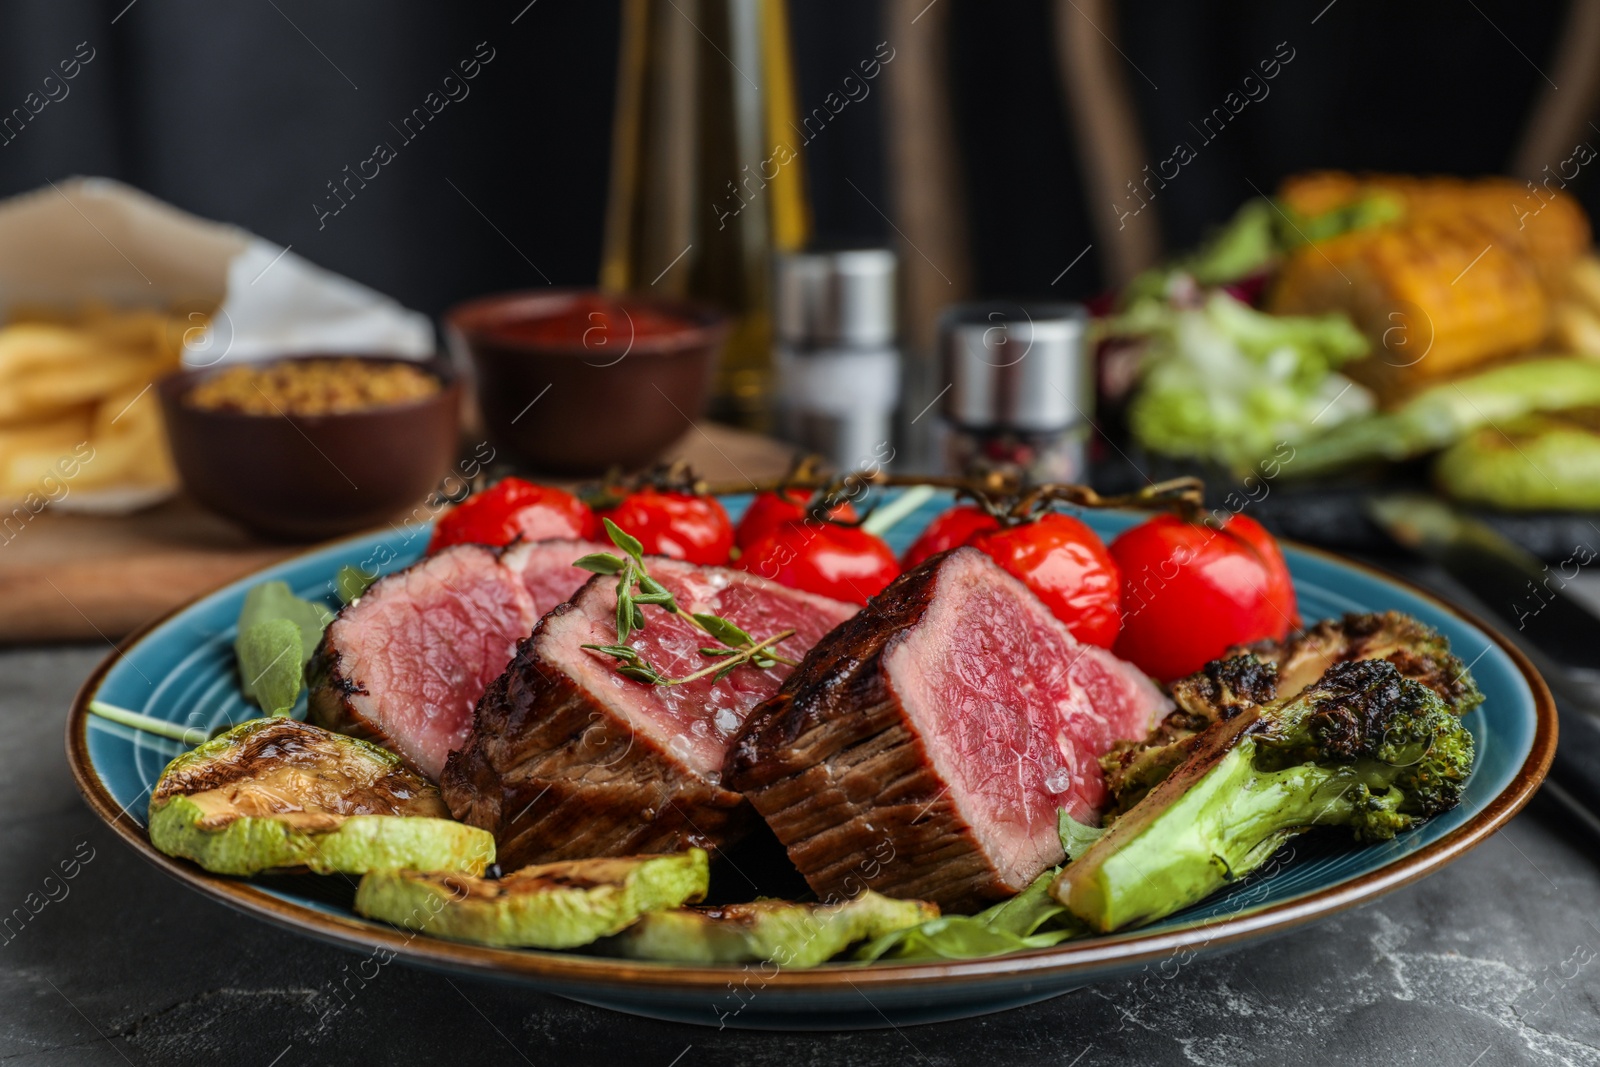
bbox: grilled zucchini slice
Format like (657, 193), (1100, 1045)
(355, 851), (710, 949)
(601, 892), (939, 966)
(148, 718), (493, 877)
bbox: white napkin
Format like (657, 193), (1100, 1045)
(0, 176), (432, 361)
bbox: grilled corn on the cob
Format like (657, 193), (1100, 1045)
(1270, 172), (1589, 400)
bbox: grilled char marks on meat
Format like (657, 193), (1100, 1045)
(724, 548), (1170, 913)
(307, 539), (608, 780)
(441, 560), (857, 870)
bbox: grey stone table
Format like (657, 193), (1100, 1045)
(4, 561), (1599, 1067)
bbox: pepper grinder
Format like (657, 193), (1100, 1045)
(938, 302), (1093, 484)
(772, 248), (900, 470)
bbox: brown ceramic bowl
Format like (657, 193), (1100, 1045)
(446, 289), (727, 475)
(158, 355), (461, 541)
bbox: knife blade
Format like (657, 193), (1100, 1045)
(1367, 494), (1600, 835)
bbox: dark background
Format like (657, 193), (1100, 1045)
(0, 0), (1579, 317)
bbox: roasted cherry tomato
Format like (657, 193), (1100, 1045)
(900, 505), (1002, 569)
(968, 512), (1122, 647)
(734, 488), (859, 552)
(1109, 512), (1299, 681)
(428, 478), (595, 554)
(739, 521), (899, 606)
(599, 488), (734, 565)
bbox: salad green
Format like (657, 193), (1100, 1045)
(233, 580), (333, 716)
(1111, 291), (1371, 471)
(852, 813), (1102, 961)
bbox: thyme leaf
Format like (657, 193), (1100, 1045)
(692, 613), (752, 648)
(575, 522), (800, 688)
(602, 518), (645, 563)
(574, 552), (627, 574)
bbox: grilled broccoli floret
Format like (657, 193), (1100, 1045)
(1056, 658), (1475, 932)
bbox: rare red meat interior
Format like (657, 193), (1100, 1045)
(441, 559), (857, 868)
(723, 547), (1171, 912)
(308, 538), (606, 779)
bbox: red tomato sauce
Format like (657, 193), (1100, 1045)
(489, 296), (696, 347)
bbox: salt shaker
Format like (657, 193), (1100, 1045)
(773, 249), (900, 471)
(939, 302), (1093, 484)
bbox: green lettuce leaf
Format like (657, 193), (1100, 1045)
(853, 870), (1084, 962)
(1112, 292), (1373, 472)
(1280, 190), (1404, 247)
(1059, 810), (1105, 860)
(1121, 199), (1278, 307)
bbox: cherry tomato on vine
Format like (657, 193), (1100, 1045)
(599, 488), (734, 565)
(739, 521), (899, 605)
(901, 504), (1002, 569)
(968, 512), (1122, 647)
(734, 488), (858, 552)
(1108, 512), (1298, 681)
(428, 478), (595, 554)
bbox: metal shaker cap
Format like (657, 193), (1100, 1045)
(775, 248), (897, 348)
(940, 302), (1091, 432)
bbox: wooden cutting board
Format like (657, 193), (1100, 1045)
(2, 423), (795, 644)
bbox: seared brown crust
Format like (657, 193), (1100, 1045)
(723, 551), (1016, 913)
(441, 596), (756, 869)
(306, 628), (389, 749)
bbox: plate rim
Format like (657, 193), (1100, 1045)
(64, 523), (1558, 996)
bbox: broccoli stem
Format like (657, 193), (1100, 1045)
(1058, 735), (1398, 932)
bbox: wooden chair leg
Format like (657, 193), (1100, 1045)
(882, 0), (974, 359)
(1051, 0), (1162, 285)
(1511, 0), (1600, 180)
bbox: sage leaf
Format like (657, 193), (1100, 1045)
(236, 617), (305, 716)
(237, 580), (333, 667)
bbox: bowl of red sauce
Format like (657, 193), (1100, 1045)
(446, 290), (727, 475)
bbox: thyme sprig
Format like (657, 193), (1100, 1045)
(575, 519), (799, 685)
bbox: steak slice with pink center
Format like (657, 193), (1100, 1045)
(440, 560), (857, 868)
(308, 539), (607, 779)
(723, 547), (1171, 912)
(499, 538), (613, 612)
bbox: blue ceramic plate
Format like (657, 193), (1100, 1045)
(66, 491), (1556, 1030)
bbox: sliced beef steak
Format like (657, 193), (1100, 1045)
(723, 547), (1170, 913)
(500, 538), (613, 615)
(308, 539), (606, 779)
(441, 560), (857, 868)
